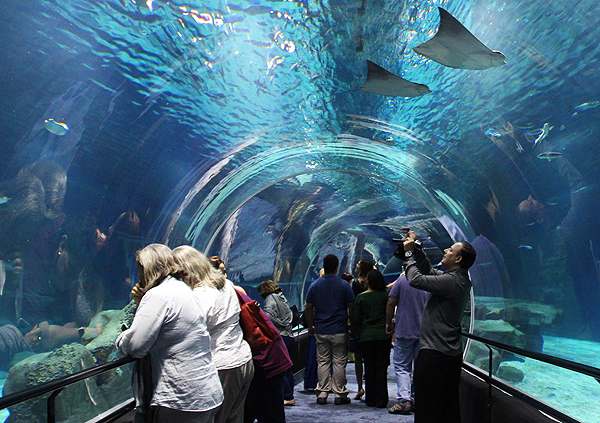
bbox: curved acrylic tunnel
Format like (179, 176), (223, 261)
(1, 0), (600, 421)
(156, 138), (475, 305)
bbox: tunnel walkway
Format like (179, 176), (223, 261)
(114, 358), (414, 423)
(285, 361), (414, 423)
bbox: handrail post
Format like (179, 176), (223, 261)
(486, 345), (493, 423)
(47, 388), (64, 423)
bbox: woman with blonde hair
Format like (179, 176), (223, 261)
(116, 244), (223, 422)
(173, 246), (254, 423)
(208, 255), (247, 294)
(257, 279), (296, 406)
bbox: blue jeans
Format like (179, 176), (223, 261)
(393, 338), (420, 402)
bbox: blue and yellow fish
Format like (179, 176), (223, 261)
(44, 119), (69, 136)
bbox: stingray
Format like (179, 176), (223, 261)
(413, 7), (506, 70)
(359, 60), (431, 97)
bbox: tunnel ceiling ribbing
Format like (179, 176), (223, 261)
(162, 139), (476, 255)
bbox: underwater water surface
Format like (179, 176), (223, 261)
(0, 0), (600, 421)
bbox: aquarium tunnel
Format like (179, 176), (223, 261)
(1, 0), (600, 421)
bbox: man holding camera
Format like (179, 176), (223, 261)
(395, 231), (476, 423)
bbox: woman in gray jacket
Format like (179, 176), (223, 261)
(257, 279), (295, 406)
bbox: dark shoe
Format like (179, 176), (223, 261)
(353, 388), (364, 400)
(388, 400), (413, 415)
(317, 396), (327, 405)
(334, 397), (351, 405)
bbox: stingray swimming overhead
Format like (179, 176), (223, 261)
(413, 7), (506, 70)
(359, 60), (431, 97)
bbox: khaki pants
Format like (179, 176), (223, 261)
(215, 359), (254, 423)
(315, 332), (349, 398)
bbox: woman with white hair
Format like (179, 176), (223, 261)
(116, 244), (223, 422)
(173, 246), (254, 423)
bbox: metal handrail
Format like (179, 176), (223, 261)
(463, 332), (600, 379)
(462, 331), (600, 423)
(0, 356), (136, 411)
(3, 330), (595, 422)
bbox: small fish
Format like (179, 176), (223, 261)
(44, 119), (69, 136)
(537, 151), (562, 160)
(242, 5), (270, 15)
(0, 196), (10, 204)
(371, 137), (395, 146)
(228, 4), (270, 15)
(515, 140), (524, 153)
(0, 261), (5, 296)
(533, 123), (553, 146)
(485, 128), (502, 137)
(574, 101), (600, 112)
(222, 14), (245, 24)
(518, 245), (533, 250)
(245, 39), (273, 48)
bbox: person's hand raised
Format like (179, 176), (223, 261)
(131, 283), (144, 306)
(404, 231), (417, 252)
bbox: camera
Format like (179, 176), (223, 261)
(392, 227), (413, 244)
(392, 227), (412, 244)
(392, 229), (422, 259)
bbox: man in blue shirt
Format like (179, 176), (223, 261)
(305, 254), (355, 405)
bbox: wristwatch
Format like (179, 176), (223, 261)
(404, 250), (413, 258)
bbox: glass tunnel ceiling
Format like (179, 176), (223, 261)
(139, 0), (511, 249)
(163, 140), (473, 251)
(2, 0), (600, 420)
(3, 0), (599, 309)
(161, 142), (468, 296)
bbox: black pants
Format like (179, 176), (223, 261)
(361, 339), (391, 408)
(244, 366), (285, 423)
(414, 349), (463, 423)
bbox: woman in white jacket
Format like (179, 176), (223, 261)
(116, 244), (223, 423)
(173, 246), (254, 423)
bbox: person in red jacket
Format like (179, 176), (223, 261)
(238, 288), (293, 423)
